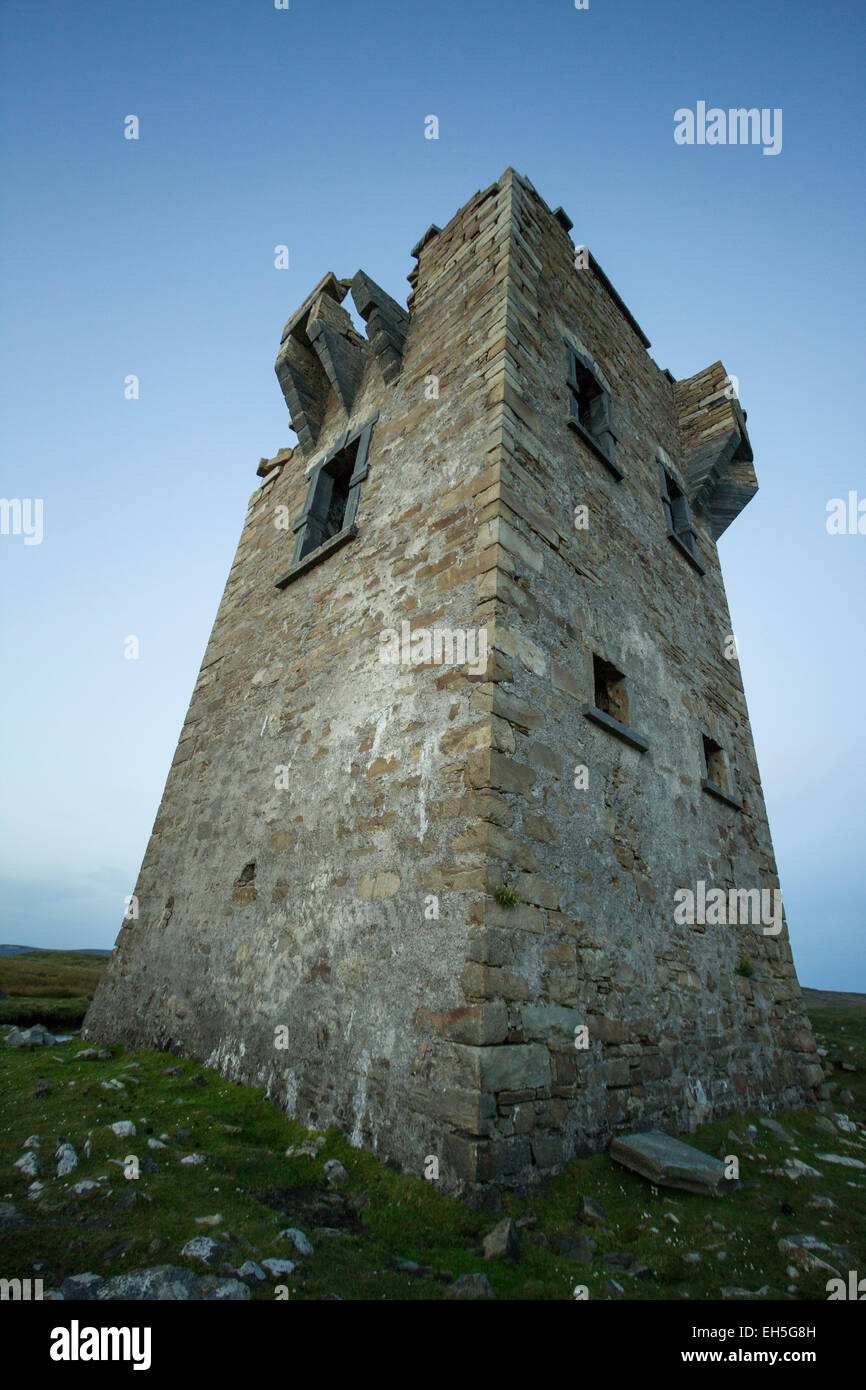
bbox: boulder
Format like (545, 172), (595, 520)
(482, 1217), (520, 1261)
(444, 1272), (497, 1300)
(609, 1130), (733, 1194)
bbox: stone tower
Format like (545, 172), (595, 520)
(85, 168), (823, 1193)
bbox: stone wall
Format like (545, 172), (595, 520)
(85, 168), (823, 1195)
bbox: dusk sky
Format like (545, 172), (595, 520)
(1, 0), (863, 989)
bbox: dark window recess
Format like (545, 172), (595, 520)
(299, 439), (358, 559)
(660, 464), (704, 571)
(593, 655), (629, 726)
(583, 653), (648, 752)
(566, 345), (621, 478)
(276, 415), (377, 588)
(701, 734), (742, 809)
(703, 737), (729, 793)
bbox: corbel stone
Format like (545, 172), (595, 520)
(274, 272), (349, 452)
(350, 270), (409, 384)
(307, 292), (366, 417)
(674, 361), (758, 539)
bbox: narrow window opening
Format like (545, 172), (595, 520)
(566, 344), (621, 477)
(661, 465), (701, 567)
(702, 736), (729, 794)
(299, 437), (359, 560)
(593, 654), (629, 726)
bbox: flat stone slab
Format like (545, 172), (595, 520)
(609, 1130), (733, 1195)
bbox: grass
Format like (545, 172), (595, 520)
(0, 951), (108, 1028)
(0, 993), (863, 1300)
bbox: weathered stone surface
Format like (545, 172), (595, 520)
(609, 1130), (733, 1195)
(82, 167), (822, 1196)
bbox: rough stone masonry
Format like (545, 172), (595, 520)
(85, 168), (825, 1194)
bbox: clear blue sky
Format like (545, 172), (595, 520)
(1, 0), (863, 988)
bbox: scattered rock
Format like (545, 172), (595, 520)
(58, 1266), (249, 1300)
(393, 1260), (453, 1283)
(23, 1134), (40, 1150)
(235, 1260), (267, 1287)
(444, 1272), (497, 1300)
(14, 1151), (41, 1178)
(5, 1025), (57, 1048)
(609, 1130), (733, 1195)
(181, 1237), (220, 1264)
(69, 1178), (108, 1197)
(110, 1121), (136, 1139)
(0, 1202), (31, 1230)
(578, 1195), (607, 1226)
(807, 1195), (837, 1212)
(147, 1138), (167, 1151)
(814, 1116), (838, 1136)
(180, 1154), (206, 1166)
(261, 1258), (295, 1279)
(780, 1158), (823, 1180)
(55, 1143), (78, 1177)
(720, 1285), (774, 1300)
(550, 1228), (594, 1262)
(483, 1217), (520, 1261)
(603, 1250), (653, 1279)
(101, 1080), (125, 1091)
(816, 1152), (865, 1169)
(759, 1117), (795, 1143)
(114, 1190), (142, 1212)
(279, 1227), (314, 1256)
(840, 1089), (854, 1105)
(778, 1234), (842, 1278)
(195, 1214), (224, 1228)
(323, 1159), (348, 1186)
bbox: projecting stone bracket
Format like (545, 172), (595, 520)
(350, 270), (409, 384)
(275, 268), (408, 447)
(274, 271), (366, 450)
(674, 361), (758, 539)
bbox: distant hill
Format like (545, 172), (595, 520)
(0, 944), (112, 957)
